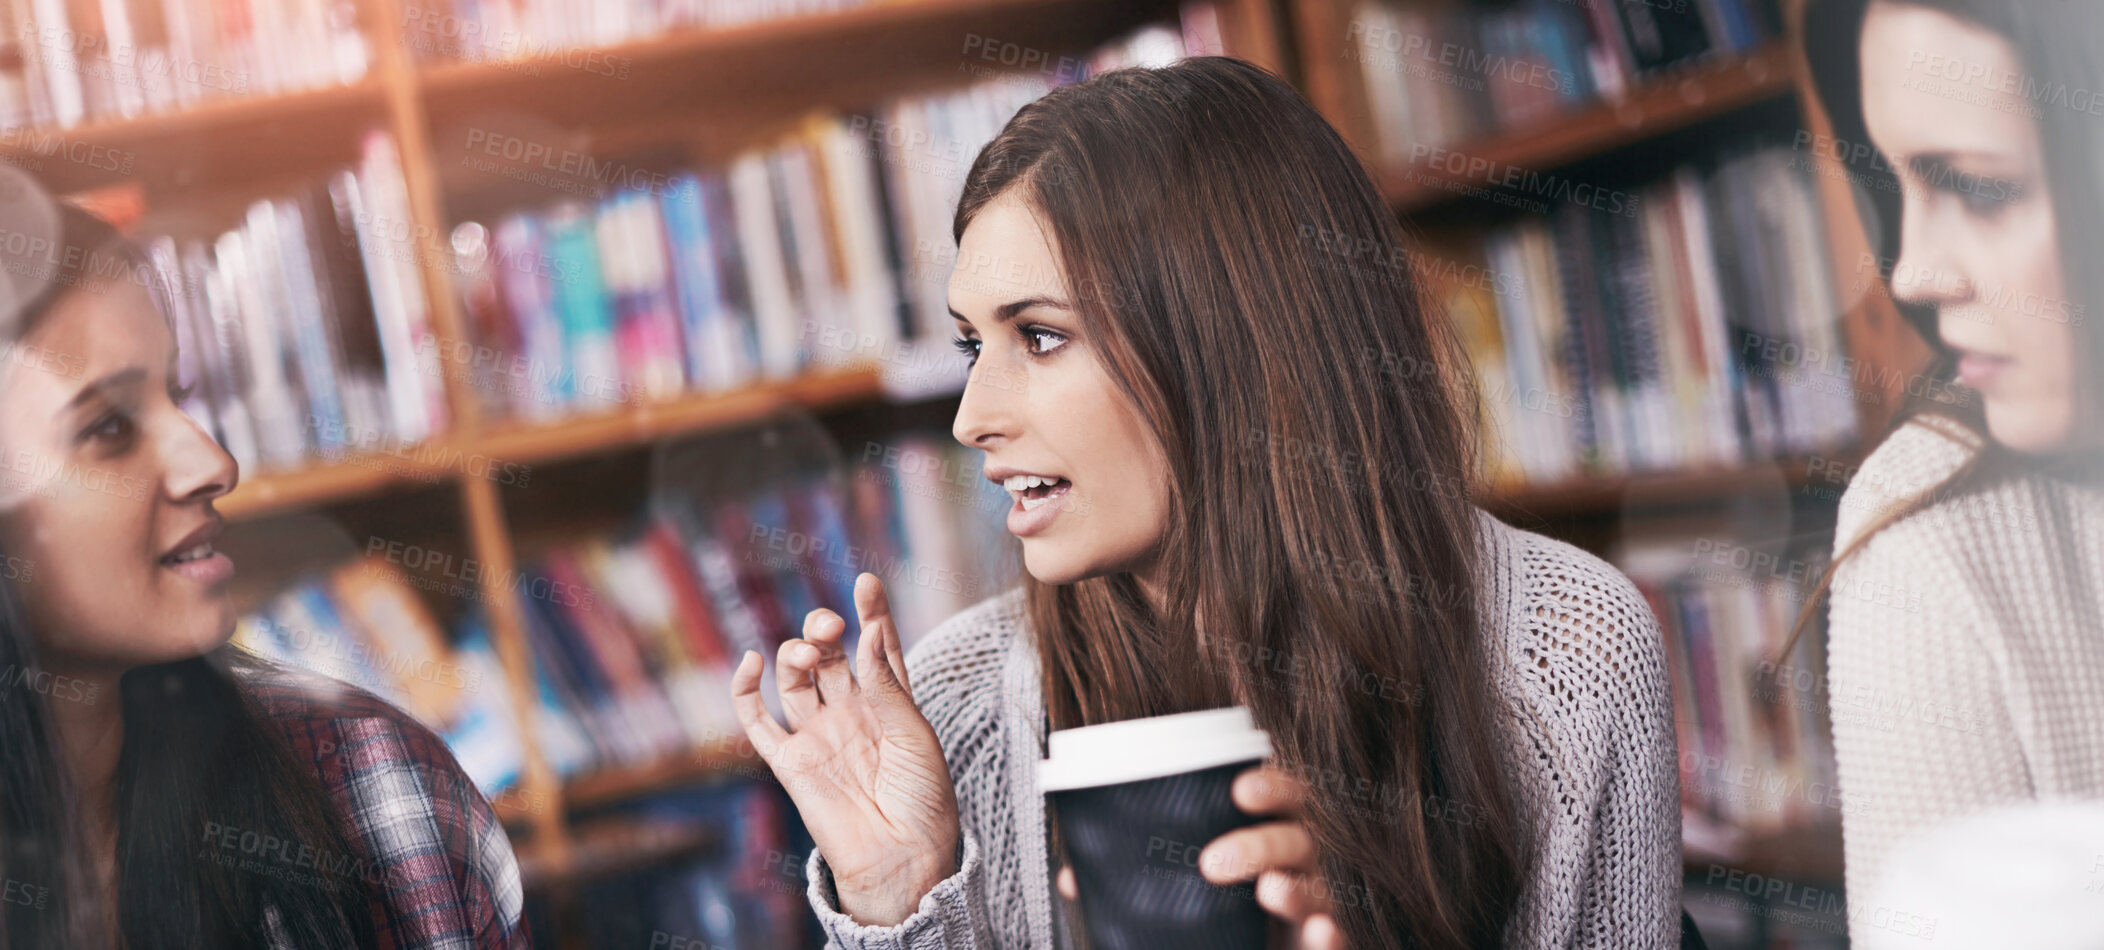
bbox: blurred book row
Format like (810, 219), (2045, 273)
(0, 0), (370, 129)
(1435, 144), (1856, 489)
(153, 130), (449, 475)
(92, 9), (1221, 480)
(1351, 0), (1783, 160)
(406, 0), (876, 63)
(545, 781), (812, 949)
(234, 432), (1010, 793)
(1616, 530), (1841, 850)
(445, 10), (1217, 420)
(1615, 533), (1834, 840)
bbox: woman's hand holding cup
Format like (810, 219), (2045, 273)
(730, 572), (961, 926)
(1055, 762), (1345, 950)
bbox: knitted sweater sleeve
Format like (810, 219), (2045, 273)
(1826, 421), (2025, 919)
(803, 595), (1020, 950)
(1497, 523), (1683, 949)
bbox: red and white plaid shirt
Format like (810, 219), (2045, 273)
(246, 667), (531, 949)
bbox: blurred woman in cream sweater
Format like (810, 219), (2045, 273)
(1796, 0), (2104, 941)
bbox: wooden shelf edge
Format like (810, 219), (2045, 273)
(515, 817), (720, 891)
(493, 738), (762, 828)
(414, 0), (1143, 95)
(1683, 822), (1845, 888)
(560, 738), (761, 812)
(221, 451), (454, 521)
(220, 367), (884, 521)
(3, 81), (388, 173)
(1383, 43), (1798, 214)
(1479, 452), (1859, 520)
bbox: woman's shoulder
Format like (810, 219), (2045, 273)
(1835, 413), (1999, 552)
(1472, 511), (1673, 728)
(902, 587), (1029, 684)
(1475, 512), (1663, 655)
(238, 661), (529, 948)
(241, 662), (461, 777)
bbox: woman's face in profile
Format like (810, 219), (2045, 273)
(0, 278), (239, 675)
(1859, 0), (2081, 453)
(948, 192), (1173, 588)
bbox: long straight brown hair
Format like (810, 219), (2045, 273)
(954, 57), (1528, 947)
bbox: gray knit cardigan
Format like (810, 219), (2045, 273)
(802, 511), (1682, 948)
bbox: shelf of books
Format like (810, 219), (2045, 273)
(221, 368), (886, 521)
(0, 0), (1278, 945)
(1308, 0), (1878, 945)
(1376, 42), (1796, 213)
(4, 0), (1899, 940)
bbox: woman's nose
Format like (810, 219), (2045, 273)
(952, 359), (1022, 449)
(1890, 202), (1973, 309)
(161, 409), (238, 504)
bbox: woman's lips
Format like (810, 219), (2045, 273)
(1006, 481), (1073, 537)
(161, 545), (234, 585)
(1956, 352), (2012, 392)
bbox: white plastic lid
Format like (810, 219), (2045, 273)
(1038, 706), (1273, 792)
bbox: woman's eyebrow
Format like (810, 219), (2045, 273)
(1906, 151), (2010, 180)
(64, 366), (146, 411)
(948, 296), (1073, 325)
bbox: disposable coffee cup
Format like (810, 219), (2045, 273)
(1040, 706), (1275, 950)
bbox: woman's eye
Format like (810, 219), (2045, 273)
(951, 335), (981, 365)
(1023, 327), (1068, 356)
(82, 411), (135, 445)
(1958, 181), (2015, 215)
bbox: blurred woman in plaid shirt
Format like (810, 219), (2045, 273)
(0, 174), (529, 947)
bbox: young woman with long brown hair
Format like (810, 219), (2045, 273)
(1787, 0), (2104, 937)
(730, 57), (1681, 948)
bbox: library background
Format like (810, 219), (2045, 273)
(0, 0), (1903, 944)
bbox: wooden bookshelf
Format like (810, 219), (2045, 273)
(1479, 455), (1853, 521)
(5, 80), (392, 195)
(417, 0), (1181, 132)
(221, 367), (885, 522)
(29, 0), (1902, 939)
(516, 817), (721, 892)
(495, 737), (761, 826)
(9, 0), (1281, 921)
(1684, 823), (1846, 889)
(1293, 1), (1895, 939)
(1379, 43), (1798, 212)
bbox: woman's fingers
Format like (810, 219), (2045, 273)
(776, 635), (823, 729)
(1200, 821), (1318, 885)
(1056, 865), (1077, 901)
(1255, 870), (1328, 923)
(1302, 913), (1344, 950)
(855, 573), (911, 694)
(730, 650), (791, 765)
(802, 608), (857, 703)
(1233, 764), (1306, 816)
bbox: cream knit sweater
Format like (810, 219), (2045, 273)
(1828, 416), (2104, 935)
(802, 511), (1682, 948)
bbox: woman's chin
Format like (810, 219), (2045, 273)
(1020, 545), (1096, 588)
(1985, 397), (2080, 456)
(166, 612), (238, 662)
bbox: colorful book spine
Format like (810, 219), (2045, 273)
(142, 132), (449, 476)
(1466, 143), (1857, 488)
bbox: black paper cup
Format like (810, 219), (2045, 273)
(1040, 706), (1275, 950)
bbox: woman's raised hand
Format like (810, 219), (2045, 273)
(730, 572), (961, 926)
